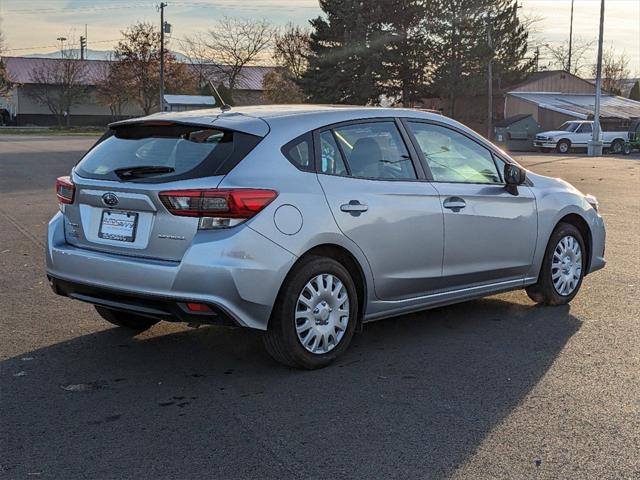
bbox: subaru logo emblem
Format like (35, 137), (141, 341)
(102, 192), (119, 207)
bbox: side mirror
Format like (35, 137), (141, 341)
(504, 163), (526, 195)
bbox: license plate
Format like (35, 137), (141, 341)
(98, 210), (138, 242)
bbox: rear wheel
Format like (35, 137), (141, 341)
(263, 256), (358, 369)
(95, 306), (159, 331)
(556, 139), (571, 154)
(526, 223), (586, 305)
(610, 139), (624, 154)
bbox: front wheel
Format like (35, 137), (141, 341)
(556, 140), (571, 154)
(526, 223), (586, 305)
(263, 256), (358, 369)
(95, 306), (159, 331)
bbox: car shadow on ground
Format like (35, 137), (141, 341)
(2, 297), (580, 479)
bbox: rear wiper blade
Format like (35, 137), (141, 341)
(114, 165), (175, 180)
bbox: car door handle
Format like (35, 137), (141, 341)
(340, 200), (368, 216)
(443, 197), (466, 212)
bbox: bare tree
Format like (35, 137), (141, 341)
(592, 47), (630, 95)
(27, 48), (89, 127)
(114, 22), (196, 115)
(196, 17), (274, 93)
(0, 18), (4, 53)
(273, 23), (311, 80)
(0, 16), (14, 98)
(544, 39), (594, 76)
(94, 55), (129, 120)
(262, 23), (310, 104)
(262, 70), (305, 104)
(181, 34), (214, 93)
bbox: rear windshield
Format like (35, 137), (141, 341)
(75, 124), (262, 182)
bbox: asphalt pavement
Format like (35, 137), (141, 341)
(1, 135), (639, 479)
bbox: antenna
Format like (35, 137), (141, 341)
(208, 80), (232, 112)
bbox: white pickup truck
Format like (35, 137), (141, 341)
(534, 120), (628, 154)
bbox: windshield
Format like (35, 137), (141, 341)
(75, 124), (261, 182)
(559, 122), (581, 132)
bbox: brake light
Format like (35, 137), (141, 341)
(56, 176), (75, 204)
(158, 188), (278, 228)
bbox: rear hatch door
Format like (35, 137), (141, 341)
(63, 122), (262, 262)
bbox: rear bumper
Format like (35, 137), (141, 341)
(48, 275), (238, 326)
(46, 212), (297, 330)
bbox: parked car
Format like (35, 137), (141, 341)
(534, 120), (628, 153)
(47, 106), (606, 369)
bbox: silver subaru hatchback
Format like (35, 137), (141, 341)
(47, 105), (606, 369)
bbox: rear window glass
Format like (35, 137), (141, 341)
(75, 124), (261, 182)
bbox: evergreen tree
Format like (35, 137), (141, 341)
(427, 0), (533, 115)
(301, 0), (390, 104)
(383, 0), (430, 106)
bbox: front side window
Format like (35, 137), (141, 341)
(408, 122), (501, 184)
(332, 122), (416, 180)
(578, 123), (593, 134)
(560, 122), (580, 132)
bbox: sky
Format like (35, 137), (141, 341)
(1, 0), (639, 75)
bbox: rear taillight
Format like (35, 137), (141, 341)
(56, 176), (75, 205)
(158, 188), (278, 229)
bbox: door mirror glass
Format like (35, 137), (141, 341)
(504, 163), (526, 186)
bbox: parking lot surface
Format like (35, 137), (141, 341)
(1, 135), (639, 479)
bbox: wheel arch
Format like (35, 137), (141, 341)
(554, 213), (593, 274)
(271, 243), (369, 329)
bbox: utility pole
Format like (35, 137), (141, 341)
(159, 2), (167, 112)
(535, 46), (540, 72)
(486, 13), (493, 140)
(588, 0), (605, 157)
(80, 36), (86, 60)
(568, 0), (575, 73)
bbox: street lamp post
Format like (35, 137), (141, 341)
(56, 36), (67, 58)
(588, 0), (605, 157)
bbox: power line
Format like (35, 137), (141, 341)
(4, 38), (121, 52)
(5, 0), (319, 15)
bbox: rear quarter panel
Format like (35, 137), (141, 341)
(217, 129), (377, 306)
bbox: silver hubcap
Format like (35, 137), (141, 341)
(559, 143), (569, 153)
(552, 235), (582, 296)
(295, 274), (350, 354)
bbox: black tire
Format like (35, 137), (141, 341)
(610, 139), (624, 154)
(95, 306), (159, 331)
(623, 144), (632, 155)
(526, 223), (586, 306)
(263, 256), (359, 369)
(556, 139), (571, 154)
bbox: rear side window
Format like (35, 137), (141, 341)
(282, 133), (313, 171)
(332, 122), (417, 180)
(76, 124), (261, 182)
(319, 130), (348, 175)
